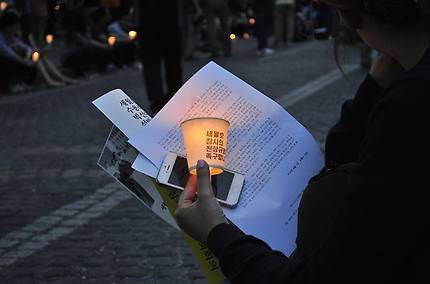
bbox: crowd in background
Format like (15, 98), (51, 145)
(0, 0), (337, 111)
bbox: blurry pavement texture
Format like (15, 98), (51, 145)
(0, 39), (366, 283)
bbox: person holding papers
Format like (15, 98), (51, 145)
(175, 0), (430, 283)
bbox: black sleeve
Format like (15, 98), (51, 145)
(324, 75), (382, 166)
(208, 81), (428, 284)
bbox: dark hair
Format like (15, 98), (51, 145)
(0, 9), (20, 30)
(316, 0), (430, 69)
(318, 0), (430, 25)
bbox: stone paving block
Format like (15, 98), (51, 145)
(19, 240), (49, 251)
(115, 267), (153, 279)
(61, 218), (89, 227)
(50, 208), (79, 218)
(120, 278), (155, 284)
(2, 248), (34, 260)
(0, 239), (19, 249)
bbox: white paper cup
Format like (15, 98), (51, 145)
(180, 117), (230, 175)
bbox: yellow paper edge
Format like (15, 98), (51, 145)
(153, 179), (225, 284)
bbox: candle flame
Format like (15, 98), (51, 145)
(0, 1), (7, 10)
(46, 34), (54, 44)
(32, 51), (40, 62)
(107, 36), (116, 46)
(128, 30), (137, 40)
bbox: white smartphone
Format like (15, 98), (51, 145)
(157, 152), (244, 208)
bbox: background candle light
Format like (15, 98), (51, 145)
(128, 30), (137, 40)
(32, 51), (40, 62)
(45, 34), (54, 45)
(107, 35), (116, 46)
(181, 117), (230, 175)
(0, 1), (7, 11)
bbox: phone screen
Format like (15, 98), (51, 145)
(167, 156), (234, 201)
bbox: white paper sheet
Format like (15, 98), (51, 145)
(128, 62), (324, 256)
(92, 89), (158, 178)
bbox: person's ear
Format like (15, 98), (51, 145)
(338, 10), (363, 30)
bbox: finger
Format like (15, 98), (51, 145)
(178, 175), (197, 208)
(196, 160), (215, 199)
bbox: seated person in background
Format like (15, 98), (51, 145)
(24, 1), (76, 85)
(0, 8), (36, 93)
(0, 9), (73, 93)
(61, 6), (135, 77)
(89, 6), (137, 67)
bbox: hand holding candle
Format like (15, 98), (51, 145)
(180, 117), (230, 175)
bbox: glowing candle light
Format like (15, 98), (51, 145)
(107, 35), (116, 46)
(0, 1), (8, 11)
(229, 33), (236, 40)
(248, 18), (256, 25)
(181, 117), (230, 176)
(32, 51), (40, 62)
(54, 4), (60, 11)
(45, 34), (54, 45)
(128, 30), (137, 40)
(243, 32), (250, 39)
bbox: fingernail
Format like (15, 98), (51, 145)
(197, 160), (206, 169)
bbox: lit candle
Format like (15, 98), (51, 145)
(107, 36), (116, 46)
(229, 33), (236, 40)
(32, 51), (40, 62)
(45, 34), (54, 45)
(181, 117), (230, 176)
(0, 1), (8, 11)
(248, 18), (256, 25)
(54, 4), (60, 11)
(128, 30), (137, 40)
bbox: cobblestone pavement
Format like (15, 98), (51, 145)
(0, 39), (367, 283)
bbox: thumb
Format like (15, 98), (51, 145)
(196, 160), (214, 199)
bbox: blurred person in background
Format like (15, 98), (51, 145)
(61, 4), (135, 77)
(252, 0), (276, 56)
(201, 0), (232, 58)
(183, 0), (202, 61)
(295, 0), (317, 41)
(88, 6), (137, 67)
(312, 0), (335, 40)
(0, 8), (70, 93)
(61, 6), (113, 76)
(29, 0), (48, 47)
(273, 0), (296, 47)
(106, 0), (135, 40)
(0, 8), (36, 92)
(138, 0), (183, 114)
(13, 0), (76, 86)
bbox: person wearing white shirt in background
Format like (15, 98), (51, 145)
(273, 0), (295, 47)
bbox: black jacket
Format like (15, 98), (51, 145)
(207, 49), (430, 284)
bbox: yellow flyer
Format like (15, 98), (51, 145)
(154, 182), (225, 284)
